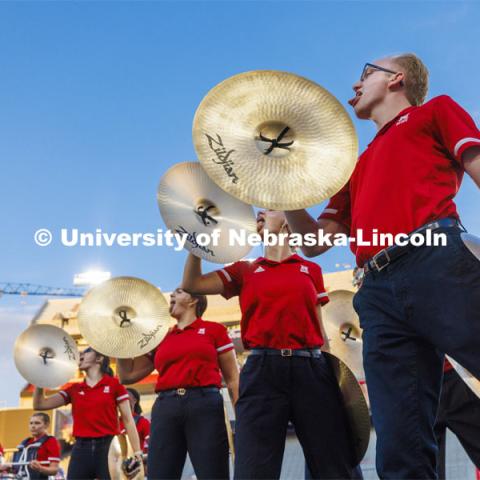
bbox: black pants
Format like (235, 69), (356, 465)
(234, 354), (358, 480)
(354, 226), (480, 479)
(436, 368), (480, 479)
(147, 389), (229, 480)
(67, 436), (113, 480)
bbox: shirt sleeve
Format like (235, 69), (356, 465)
(433, 95), (480, 163)
(317, 181), (352, 231)
(38, 437), (61, 464)
(113, 378), (130, 404)
(216, 261), (246, 299)
(310, 263), (329, 306)
(212, 323), (235, 354)
(58, 384), (75, 405)
(138, 418), (150, 452)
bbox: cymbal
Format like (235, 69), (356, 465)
(157, 162), (257, 264)
(446, 356), (480, 398)
(14, 324), (79, 389)
(77, 277), (172, 359)
(324, 352), (370, 465)
(323, 290), (364, 380)
(193, 70), (358, 210)
(461, 232), (480, 260)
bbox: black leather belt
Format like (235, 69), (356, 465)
(157, 386), (219, 397)
(363, 217), (459, 274)
(250, 348), (322, 358)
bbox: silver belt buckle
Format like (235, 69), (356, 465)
(176, 388), (186, 396)
(281, 349), (293, 357)
(372, 249), (391, 272)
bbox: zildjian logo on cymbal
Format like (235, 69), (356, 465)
(175, 226), (215, 257)
(138, 325), (161, 349)
(205, 134), (239, 184)
(259, 127), (294, 154)
(63, 337), (76, 361)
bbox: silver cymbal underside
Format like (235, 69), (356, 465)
(157, 162), (257, 264)
(14, 324), (79, 389)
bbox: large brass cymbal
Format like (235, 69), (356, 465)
(77, 277), (172, 359)
(323, 290), (364, 380)
(446, 356), (480, 398)
(157, 162), (257, 264)
(14, 324), (79, 389)
(193, 70), (358, 210)
(324, 352), (370, 465)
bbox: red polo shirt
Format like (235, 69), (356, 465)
(152, 318), (234, 391)
(319, 95), (480, 266)
(217, 254), (329, 349)
(24, 435), (61, 464)
(119, 415), (150, 452)
(59, 375), (129, 438)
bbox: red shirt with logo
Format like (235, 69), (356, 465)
(24, 435), (61, 464)
(59, 375), (129, 437)
(319, 95), (480, 266)
(217, 254), (329, 350)
(119, 415), (150, 452)
(152, 318), (234, 391)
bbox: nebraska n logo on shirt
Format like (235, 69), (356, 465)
(103, 386), (110, 393)
(198, 328), (206, 335)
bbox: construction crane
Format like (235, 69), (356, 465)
(0, 282), (85, 298)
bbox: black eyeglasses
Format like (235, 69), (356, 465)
(360, 63), (399, 82)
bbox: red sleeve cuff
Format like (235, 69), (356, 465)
(454, 137), (480, 163)
(216, 270), (236, 299)
(316, 292), (329, 306)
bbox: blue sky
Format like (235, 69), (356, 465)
(1, 1), (479, 406)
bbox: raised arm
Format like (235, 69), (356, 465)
(33, 387), (65, 410)
(116, 356), (154, 385)
(218, 350), (239, 406)
(182, 253), (225, 295)
(464, 146), (480, 188)
(284, 210), (349, 258)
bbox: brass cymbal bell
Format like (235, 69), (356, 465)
(157, 162), (257, 264)
(193, 70), (358, 210)
(324, 352), (370, 465)
(14, 324), (79, 389)
(77, 277), (172, 359)
(323, 290), (364, 380)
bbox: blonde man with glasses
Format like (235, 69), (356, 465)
(285, 53), (480, 479)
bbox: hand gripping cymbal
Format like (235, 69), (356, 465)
(14, 324), (79, 389)
(77, 277), (172, 359)
(193, 70), (358, 210)
(157, 162), (257, 264)
(323, 290), (364, 380)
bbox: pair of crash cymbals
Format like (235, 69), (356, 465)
(157, 70), (357, 263)
(323, 290), (364, 380)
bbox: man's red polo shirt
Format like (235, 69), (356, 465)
(24, 435), (61, 464)
(59, 375), (129, 437)
(152, 318), (234, 392)
(319, 95), (480, 266)
(217, 254), (329, 350)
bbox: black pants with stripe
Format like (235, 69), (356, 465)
(233, 353), (359, 480)
(147, 389), (229, 480)
(67, 436), (113, 480)
(435, 368), (480, 479)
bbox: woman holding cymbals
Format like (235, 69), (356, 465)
(116, 287), (239, 480)
(33, 347), (142, 480)
(182, 210), (361, 480)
